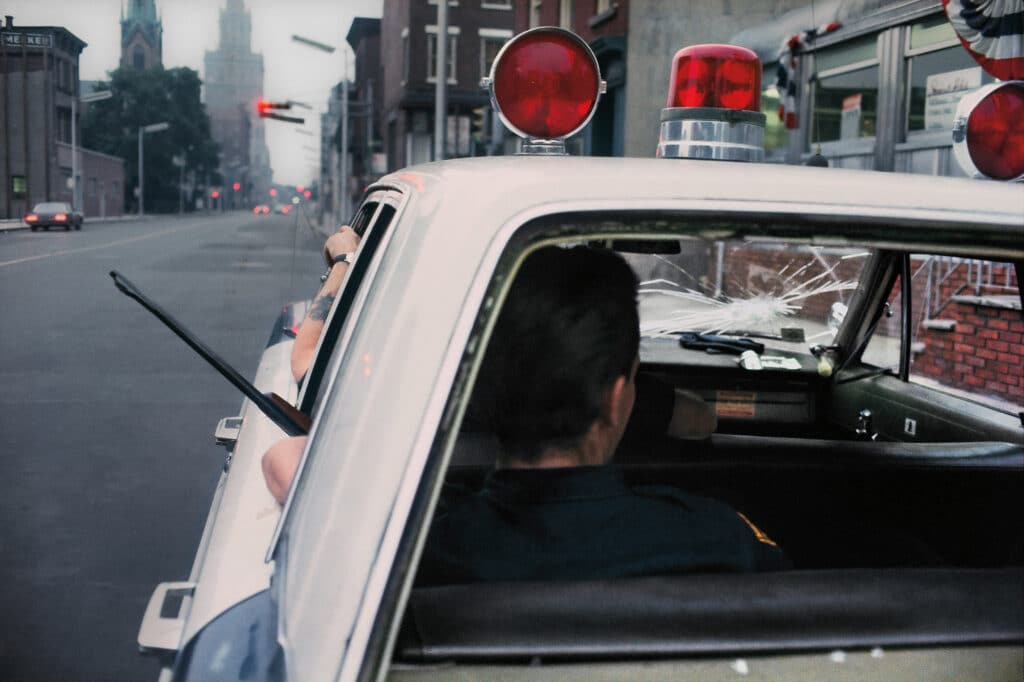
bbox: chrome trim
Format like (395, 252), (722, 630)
(138, 581), (196, 653)
(658, 118), (765, 162)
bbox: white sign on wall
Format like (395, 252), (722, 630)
(840, 93), (862, 140)
(925, 67), (982, 131)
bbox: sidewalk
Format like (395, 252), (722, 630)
(1, 213), (154, 233)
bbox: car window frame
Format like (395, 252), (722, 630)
(841, 251), (1024, 418)
(297, 190), (406, 415)
(351, 215), (1024, 680)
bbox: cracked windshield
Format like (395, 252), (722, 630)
(625, 240), (866, 356)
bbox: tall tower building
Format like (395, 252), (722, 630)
(120, 0), (163, 71)
(204, 0), (273, 205)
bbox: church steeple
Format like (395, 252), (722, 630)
(121, 0), (163, 71)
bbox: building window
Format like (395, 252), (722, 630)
(530, 0), (542, 28)
(57, 106), (72, 143)
(11, 176), (27, 199)
(596, 0), (611, 12)
(480, 29), (512, 78)
(402, 28), (410, 84)
(560, 0), (573, 28)
(810, 35), (879, 145)
(482, 0), (512, 8)
(426, 26), (459, 84)
(905, 14), (993, 135)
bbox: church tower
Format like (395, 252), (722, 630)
(120, 0), (163, 71)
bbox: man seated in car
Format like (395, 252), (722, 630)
(414, 245), (789, 584)
(264, 244), (788, 582)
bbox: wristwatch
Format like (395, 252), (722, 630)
(320, 252), (356, 282)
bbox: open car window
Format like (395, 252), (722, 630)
(297, 192), (403, 415)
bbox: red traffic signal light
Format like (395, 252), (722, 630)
(303, 190), (312, 199)
(211, 190), (220, 199)
(269, 188), (278, 196)
(296, 185), (305, 193)
(232, 182), (241, 191)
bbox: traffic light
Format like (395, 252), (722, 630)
(232, 182), (241, 191)
(269, 188), (278, 197)
(211, 190), (220, 199)
(296, 185), (304, 193)
(471, 106), (489, 143)
(257, 99), (304, 124)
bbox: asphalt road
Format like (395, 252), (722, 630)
(0, 210), (326, 680)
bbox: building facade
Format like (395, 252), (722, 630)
(0, 17), (125, 219)
(120, 0), (163, 71)
(380, 0), (516, 171)
(731, 0), (989, 176)
(203, 0), (272, 207)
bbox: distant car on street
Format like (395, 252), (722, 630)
(253, 205), (271, 215)
(24, 201), (83, 231)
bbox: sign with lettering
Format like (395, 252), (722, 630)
(1, 32), (54, 48)
(925, 67), (982, 132)
(840, 93), (862, 140)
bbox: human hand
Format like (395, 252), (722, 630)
(323, 226), (361, 266)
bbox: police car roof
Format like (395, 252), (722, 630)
(377, 155), (1024, 241)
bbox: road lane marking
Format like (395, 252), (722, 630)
(0, 220), (227, 268)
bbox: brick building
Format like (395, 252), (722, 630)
(0, 17), (125, 220)
(379, 0), (515, 170)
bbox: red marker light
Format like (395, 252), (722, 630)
(667, 44), (761, 112)
(257, 99), (270, 115)
(965, 83), (1024, 181)
(491, 28), (601, 139)
(233, 182), (241, 191)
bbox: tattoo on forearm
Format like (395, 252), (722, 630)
(308, 293), (335, 321)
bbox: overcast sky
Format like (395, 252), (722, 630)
(3, 0), (382, 185)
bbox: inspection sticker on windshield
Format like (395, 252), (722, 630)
(716, 391), (757, 417)
(760, 355), (802, 370)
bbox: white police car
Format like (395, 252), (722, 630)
(135, 27), (1023, 682)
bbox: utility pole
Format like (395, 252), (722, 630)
(137, 121), (169, 217)
(434, 0), (448, 161)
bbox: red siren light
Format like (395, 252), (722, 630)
(490, 27), (603, 140)
(667, 44), (761, 112)
(963, 83), (1024, 181)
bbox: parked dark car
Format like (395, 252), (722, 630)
(24, 202), (83, 231)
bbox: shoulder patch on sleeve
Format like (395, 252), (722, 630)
(736, 512), (778, 547)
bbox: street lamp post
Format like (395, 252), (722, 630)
(138, 121), (169, 217)
(292, 33), (348, 222)
(71, 89), (112, 212)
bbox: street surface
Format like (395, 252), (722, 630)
(0, 211), (325, 680)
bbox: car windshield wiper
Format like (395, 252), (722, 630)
(675, 331), (765, 355)
(110, 270), (310, 437)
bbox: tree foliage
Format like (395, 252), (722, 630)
(82, 66), (220, 213)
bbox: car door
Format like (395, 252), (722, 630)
(829, 252), (1023, 444)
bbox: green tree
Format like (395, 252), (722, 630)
(82, 66), (220, 213)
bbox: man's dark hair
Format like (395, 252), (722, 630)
(475, 245), (640, 462)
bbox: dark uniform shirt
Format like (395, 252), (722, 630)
(416, 465), (789, 586)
